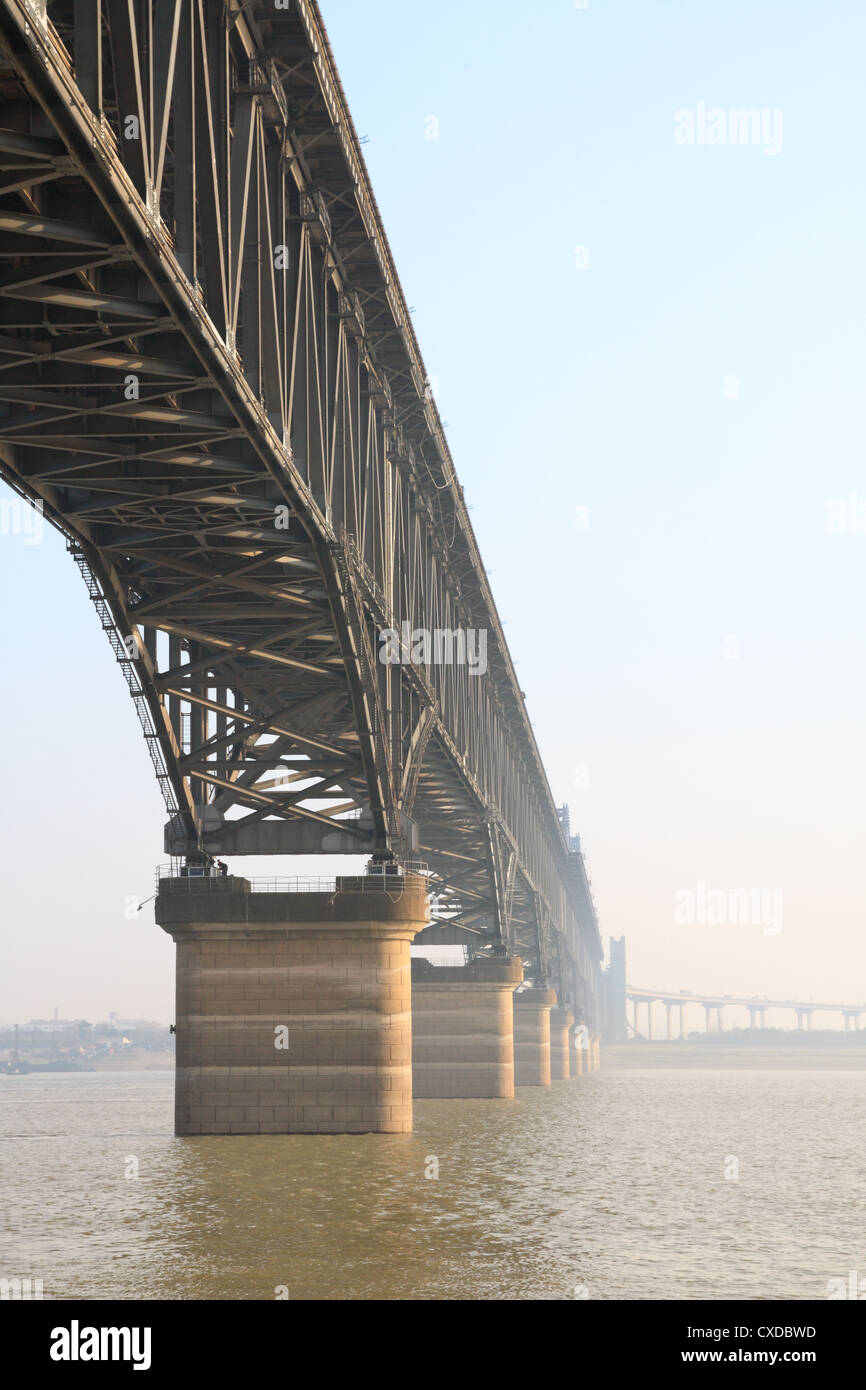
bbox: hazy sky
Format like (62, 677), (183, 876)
(2, 0), (865, 1025)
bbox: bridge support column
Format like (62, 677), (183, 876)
(155, 873), (428, 1135)
(549, 1007), (574, 1079)
(513, 989), (556, 1086)
(410, 956), (523, 1097)
(679, 1003), (686, 1038)
(571, 1024), (587, 1075)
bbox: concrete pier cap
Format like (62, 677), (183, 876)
(513, 987), (557, 1086)
(411, 953), (524, 1098)
(155, 871), (429, 1135)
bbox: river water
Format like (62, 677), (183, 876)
(1, 1068), (863, 1300)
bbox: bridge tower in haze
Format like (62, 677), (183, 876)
(602, 937), (628, 1042)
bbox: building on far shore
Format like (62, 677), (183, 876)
(103, 1012), (154, 1032)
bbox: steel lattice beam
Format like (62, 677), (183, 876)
(0, 0), (602, 1020)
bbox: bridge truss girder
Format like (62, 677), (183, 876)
(0, 0), (602, 1017)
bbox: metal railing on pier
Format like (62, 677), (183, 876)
(154, 863), (432, 895)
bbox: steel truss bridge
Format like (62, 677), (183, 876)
(0, 0), (602, 1021)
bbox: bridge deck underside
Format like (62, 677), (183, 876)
(0, 0), (601, 1017)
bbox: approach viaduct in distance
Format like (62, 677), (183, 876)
(0, 0), (603, 1133)
(629, 988), (866, 1038)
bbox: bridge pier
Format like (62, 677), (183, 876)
(571, 1027), (583, 1075)
(513, 989), (556, 1086)
(410, 955), (523, 1097)
(549, 1006), (574, 1079)
(155, 873), (428, 1135)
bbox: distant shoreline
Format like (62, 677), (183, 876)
(5, 1045), (866, 1075)
(0, 1051), (175, 1074)
(604, 1043), (866, 1070)
(84, 1052), (175, 1071)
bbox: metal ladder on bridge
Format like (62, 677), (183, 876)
(68, 543), (178, 817)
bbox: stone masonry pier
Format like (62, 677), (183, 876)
(411, 955), (524, 1097)
(513, 987), (557, 1086)
(549, 1006), (574, 1079)
(155, 873), (429, 1135)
